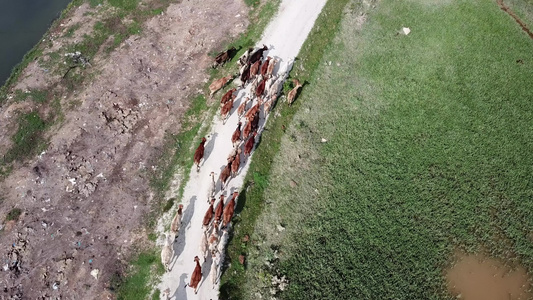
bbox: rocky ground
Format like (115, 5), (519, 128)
(0, 0), (249, 298)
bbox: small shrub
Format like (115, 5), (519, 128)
(6, 208), (22, 221)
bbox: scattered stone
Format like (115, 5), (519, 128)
(401, 27), (411, 35)
(276, 224), (285, 232)
(289, 180), (297, 188)
(321, 138), (327, 143)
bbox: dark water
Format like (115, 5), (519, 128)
(0, 0), (73, 86)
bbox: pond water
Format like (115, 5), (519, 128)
(447, 252), (532, 300)
(0, 0), (73, 85)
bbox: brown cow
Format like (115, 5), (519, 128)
(219, 163), (232, 191)
(260, 56), (271, 77)
(231, 122), (242, 146)
(242, 119), (252, 140)
(249, 45), (268, 65)
(237, 97), (250, 120)
(244, 132), (257, 158)
(185, 256), (202, 294)
(220, 88), (236, 105)
(202, 198), (215, 229)
(209, 75), (234, 98)
(245, 98), (262, 121)
(214, 194), (224, 224)
(222, 192), (238, 228)
(250, 110), (260, 133)
(193, 137), (207, 172)
(220, 95), (234, 125)
(227, 144), (240, 163)
(213, 47), (237, 69)
(287, 79), (303, 106)
(239, 63), (251, 86)
(263, 97), (274, 114)
(250, 60), (261, 79)
(231, 148), (241, 177)
(255, 77), (267, 98)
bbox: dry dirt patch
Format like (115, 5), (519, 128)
(0, 0), (248, 298)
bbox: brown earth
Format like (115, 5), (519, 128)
(0, 0), (249, 298)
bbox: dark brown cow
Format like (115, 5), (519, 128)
(239, 63), (251, 86)
(260, 56), (271, 77)
(193, 137), (206, 172)
(185, 256), (202, 294)
(245, 98), (262, 121)
(250, 110), (260, 133)
(213, 47), (237, 68)
(249, 45), (268, 65)
(244, 132), (257, 158)
(202, 198), (215, 228)
(255, 77), (267, 98)
(215, 194), (224, 224)
(222, 192), (239, 228)
(231, 122), (242, 146)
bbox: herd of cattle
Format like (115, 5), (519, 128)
(160, 45), (302, 296)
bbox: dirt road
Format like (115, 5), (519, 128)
(156, 0), (328, 299)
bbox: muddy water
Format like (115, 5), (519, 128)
(0, 0), (72, 85)
(447, 253), (532, 300)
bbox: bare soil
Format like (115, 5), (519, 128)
(0, 0), (248, 298)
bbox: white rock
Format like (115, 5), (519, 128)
(401, 27), (411, 35)
(90, 269), (99, 279)
(321, 138), (327, 143)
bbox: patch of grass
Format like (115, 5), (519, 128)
(239, 0), (533, 299)
(3, 112), (48, 164)
(5, 208), (22, 221)
(63, 23), (81, 38)
(219, 0), (350, 298)
(162, 197), (175, 213)
(108, 0), (139, 11)
(13, 89), (50, 103)
(116, 250), (164, 300)
(0, 47), (43, 102)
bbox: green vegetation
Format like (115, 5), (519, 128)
(115, 251), (164, 300)
(63, 23), (81, 38)
(219, 0), (350, 298)
(5, 208), (22, 221)
(237, 0), (533, 299)
(3, 112), (48, 164)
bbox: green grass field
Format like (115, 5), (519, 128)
(238, 0), (533, 298)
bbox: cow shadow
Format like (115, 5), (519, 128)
(204, 133), (218, 162)
(199, 254), (214, 290)
(174, 272), (189, 300)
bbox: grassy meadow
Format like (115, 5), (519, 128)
(237, 0), (533, 298)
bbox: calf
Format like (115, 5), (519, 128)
(207, 172), (215, 203)
(266, 57), (277, 78)
(185, 256), (202, 294)
(160, 233), (174, 272)
(250, 60), (261, 79)
(209, 75), (234, 98)
(193, 137), (207, 172)
(287, 79), (303, 106)
(170, 204), (184, 241)
(222, 192), (238, 228)
(242, 119), (252, 140)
